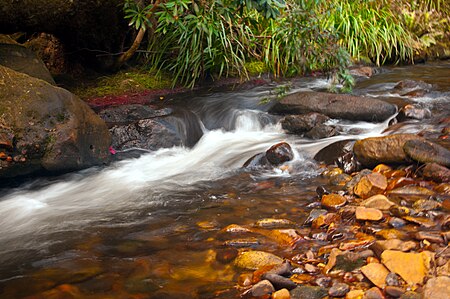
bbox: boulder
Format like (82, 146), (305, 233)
(0, 65), (111, 178)
(403, 139), (450, 167)
(269, 91), (396, 122)
(24, 33), (67, 76)
(353, 134), (424, 167)
(281, 112), (330, 134)
(423, 276), (450, 299)
(0, 43), (55, 84)
(396, 104), (431, 122)
(304, 124), (337, 139)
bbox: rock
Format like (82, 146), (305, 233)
(353, 134), (424, 167)
(312, 213), (340, 229)
(399, 291), (421, 299)
(109, 119), (182, 151)
(281, 113), (330, 134)
(304, 209), (328, 226)
(396, 104), (431, 122)
(350, 66), (374, 77)
(233, 251), (283, 270)
(404, 139), (450, 167)
(266, 261), (293, 277)
(224, 238), (260, 248)
(361, 263), (390, 288)
(361, 195), (395, 210)
(0, 65), (110, 178)
(269, 91), (396, 122)
(266, 142), (294, 166)
(321, 194), (347, 209)
(362, 287), (385, 299)
(355, 207), (383, 221)
(370, 240), (417, 256)
(272, 288), (291, 299)
(422, 163), (450, 183)
(386, 272), (401, 286)
(99, 105), (173, 123)
(290, 286), (328, 299)
(25, 33), (68, 76)
(346, 290), (365, 299)
(387, 185), (434, 196)
(393, 80), (432, 95)
(0, 43), (55, 84)
(381, 250), (434, 285)
(422, 276), (450, 299)
(305, 124), (337, 139)
(354, 173), (387, 199)
(388, 218), (407, 228)
(385, 286), (405, 298)
(255, 218), (294, 228)
(222, 224), (251, 233)
(243, 152), (270, 168)
(345, 169), (373, 194)
(314, 140), (358, 174)
(414, 232), (444, 244)
(412, 199), (441, 211)
(329, 283), (350, 297)
(251, 279), (275, 297)
(215, 248), (238, 264)
(261, 273), (297, 290)
(386, 177), (417, 191)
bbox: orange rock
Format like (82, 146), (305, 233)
(355, 207), (383, 221)
(361, 195), (394, 210)
(361, 263), (390, 288)
(381, 250), (434, 285)
(373, 164), (392, 174)
(321, 194), (347, 209)
(354, 173), (387, 199)
(386, 177), (416, 191)
(272, 288), (291, 299)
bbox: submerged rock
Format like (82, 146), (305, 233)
(233, 251), (283, 270)
(353, 134), (424, 167)
(422, 163), (450, 183)
(403, 139), (450, 167)
(269, 91), (396, 122)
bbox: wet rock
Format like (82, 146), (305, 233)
(385, 286), (405, 298)
(281, 113), (330, 134)
(414, 231), (444, 244)
(290, 286), (328, 299)
(216, 248), (238, 264)
(224, 238), (260, 248)
(386, 272), (401, 286)
(233, 251), (283, 270)
(404, 139), (450, 167)
(363, 287), (385, 299)
(266, 142), (294, 166)
(0, 65), (111, 178)
(223, 224), (251, 233)
(321, 194), (347, 210)
(361, 263), (390, 288)
(354, 173), (388, 199)
(386, 177), (417, 191)
(353, 134), (424, 167)
(304, 209), (328, 226)
(396, 104), (431, 122)
(329, 283), (350, 297)
(422, 276), (450, 299)
(412, 199), (441, 211)
(272, 288), (291, 299)
(315, 277), (332, 288)
(402, 216), (436, 228)
(399, 291), (421, 299)
(387, 186), (434, 196)
(393, 79), (432, 95)
(0, 43), (55, 84)
(422, 163), (450, 183)
(370, 240), (417, 256)
(355, 207), (383, 221)
(346, 290), (365, 299)
(350, 66), (374, 78)
(261, 273), (297, 290)
(251, 279), (275, 297)
(314, 140), (359, 174)
(345, 169), (373, 194)
(388, 217), (407, 228)
(361, 195), (395, 210)
(312, 213), (340, 229)
(255, 218), (294, 229)
(99, 104), (173, 123)
(269, 91), (397, 122)
(244, 142), (294, 168)
(305, 124), (337, 139)
(266, 261), (293, 277)
(381, 250), (434, 285)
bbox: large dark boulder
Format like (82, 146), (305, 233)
(0, 65), (111, 178)
(100, 104), (203, 152)
(404, 139), (450, 167)
(353, 134), (424, 167)
(270, 91), (397, 122)
(0, 43), (55, 84)
(281, 113), (330, 134)
(243, 142), (294, 169)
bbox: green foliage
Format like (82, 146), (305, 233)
(123, 0), (154, 30)
(321, 0), (414, 65)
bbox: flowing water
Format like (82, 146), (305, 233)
(0, 62), (449, 298)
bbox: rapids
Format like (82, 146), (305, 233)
(0, 61), (449, 298)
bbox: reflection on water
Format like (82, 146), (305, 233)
(0, 62), (449, 298)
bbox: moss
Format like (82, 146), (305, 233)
(244, 61), (269, 76)
(74, 69), (172, 99)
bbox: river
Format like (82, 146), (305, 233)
(0, 62), (449, 298)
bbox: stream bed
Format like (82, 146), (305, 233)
(0, 62), (449, 299)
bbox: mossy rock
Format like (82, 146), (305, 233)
(0, 65), (111, 178)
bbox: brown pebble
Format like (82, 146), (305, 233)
(272, 288), (291, 299)
(354, 172), (387, 199)
(321, 194), (347, 209)
(251, 279), (275, 297)
(414, 231), (444, 244)
(363, 287), (385, 299)
(355, 207), (383, 221)
(385, 286), (405, 298)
